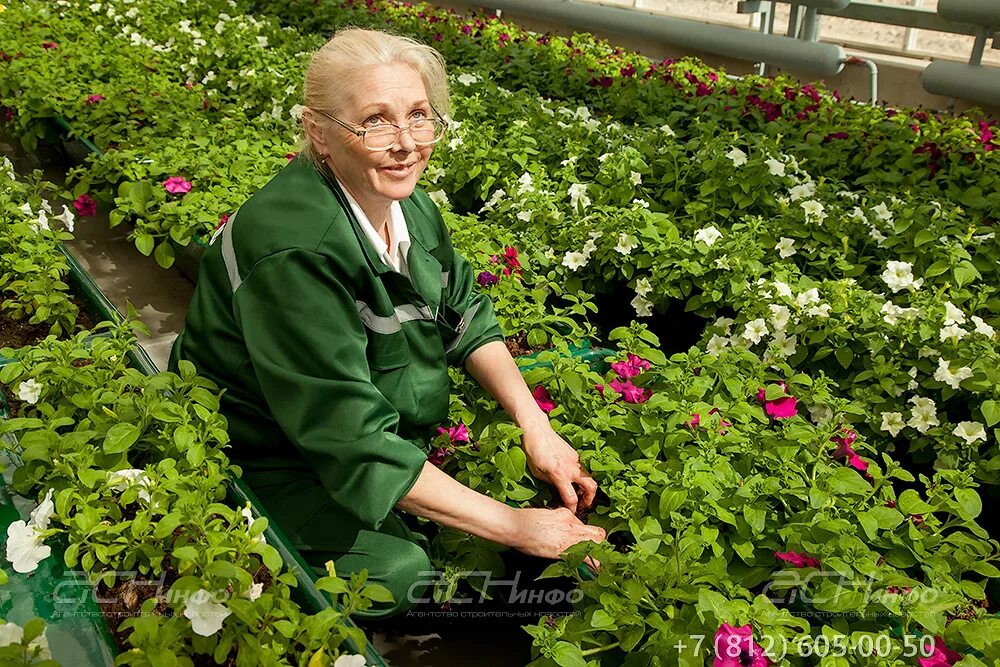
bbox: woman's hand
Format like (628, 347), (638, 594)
(522, 423), (598, 515)
(509, 506), (605, 569)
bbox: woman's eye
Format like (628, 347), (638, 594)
(363, 116), (385, 127)
(411, 109), (428, 119)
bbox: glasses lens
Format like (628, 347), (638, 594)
(364, 126), (398, 150)
(410, 119), (444, 144)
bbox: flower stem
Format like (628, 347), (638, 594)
(581, 641), (620, 657)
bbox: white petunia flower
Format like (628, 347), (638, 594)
(788, 182), (816, 201)
(29, 210), (50, 233)
(183, 589), (232, 637)
(448, 136), (463, 150)
(456, 73), (479, 86)
(706, 334), (729, 355)
(108, 469), (152, 503)
(481, 188), (506, 212)
(881, 261), (921, 293)
(256, 35), (268, 48)
(5, 489), (55, 574)
(800, 200), (827, 223)
(630, 294), (653, 317)
(933, 358), (973, 390)
(872, 202), (893, 222)
(775, 237), (796, 258)
(807, 303), (831, 318)
(769, 304), (791, 331)
(567, 183), (590, 210)
(939, 324), (967, 342)
(516, 210), (532, 222)
(659, 124), (676, 137)
(428, 190), (449, 207)
(0, 622), (49, 658)
(881, 412), (906, 437)
(794, 288), (820, 308)
(628, 171), (642, 186)
(742, 319), (768, 345)
(713, 316), (734, 334)
(631, 198), (649, 209)
(334, 655), (368, 667)
(289, 104), (306, 120)
(517, 172), (534, 195)
(245, 582), (264, 602)
(614, 233), (638, 256)
(773, 281), (793, 298)
(17, 379), (42, 404)
(18, 202), (32, 216)
(953, 421), (987, 446)
(581, 239), (597, 257)
(880, 301), (917, 326)
(562, 251), (588, 271)
(943, 301), (966, 326)
(972, 316), (996, 338)
(725, 147), (747, 167)
(55, 205), (75, 232)
(772, 332), (797, 357)
(694, 226), (722, 247)
(634, 277), (653, 297)
(241, 506), (266, 544)
(765, 158), (786, 177)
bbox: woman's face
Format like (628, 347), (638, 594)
(316, 62), (434, 211)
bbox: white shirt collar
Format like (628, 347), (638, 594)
(335, 176), (411, 274)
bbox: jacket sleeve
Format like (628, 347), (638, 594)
(232, 248), (429, 531)
(439, 238), (507, 368)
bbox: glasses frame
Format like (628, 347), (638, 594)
(312, 104), (449, 151)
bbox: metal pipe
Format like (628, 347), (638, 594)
(843, 55), (879, 104)
(487, 0), (846, 75)
(801, 6), (820, 41)
(971, 26), (989, 66)
(922, 60), (1000, 107)
(787, 3), (801, 37)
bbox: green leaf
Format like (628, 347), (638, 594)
(153, 513), (183, 539)
(898, 489), (933, 515)
(495, 447), (526, 481)
(154, 242), (175, 269)
(134, 232), (154, 256)
(104, 423), (141, 454)
(834, 347), (854, 370)
(658, 488), (688, 517)
(550, 641), (587, 667)
(981, 400), (1000, 427)
(590, 609), (617, 629)
(826, 468), (871, 495)
(362, 583), (395, 604)
(955, 488), (982, 520)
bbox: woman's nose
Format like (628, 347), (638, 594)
(394, 127), (417, 153)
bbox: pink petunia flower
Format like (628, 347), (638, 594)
(532, 386), (556, 413)
(713, 623), (772, 667)
(285, 152), (298, 162)
(687, 413), (700, 430)
(85, 94), (106, 104)
(775, 550), (821, 569)
(163, 176), (192, 194)
(73, 194), (97, 217)
(436, 423), (469, 443)
(917, 638), (962, 667)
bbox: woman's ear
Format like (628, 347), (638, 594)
(302, 109), (330, 158)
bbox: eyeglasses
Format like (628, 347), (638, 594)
(312, 106), (449, 151)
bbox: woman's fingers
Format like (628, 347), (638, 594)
(555, 479), (579, 514)
(576, 472), (598, 509)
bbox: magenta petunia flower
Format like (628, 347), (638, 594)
(712, 624), (772, 667)
(609, 378), (650, 404)
(85, 94), (106, 104)
(917, 638), (962, 667)
(216, 213), (230, 229)
(41, 42), (59, 50)
(755, 383), (798, 419)
(285, 152), (298, 162)
(620, 64), (636, 78)
(163, 176), (192, 194)
(611, 353), (652, 379)
(532, 386), (556, 413)
(73, 194), (97, 217)
(775, 550), (820, 568)
(687, 413), (700, 430)
(831, 428), (868, 471)
(476, 271), (500, 287)
(436, 423), (469, 443)
(427, 447), (450, 466)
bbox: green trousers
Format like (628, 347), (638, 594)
(241, 469), (433, 620)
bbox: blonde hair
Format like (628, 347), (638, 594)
(299, 28), (451, 166)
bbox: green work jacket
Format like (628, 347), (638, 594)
(168, 157), (505, 535)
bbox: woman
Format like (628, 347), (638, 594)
(168, 28), (604, 620)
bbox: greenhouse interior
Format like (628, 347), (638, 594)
(1, 0), (1000, 665)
